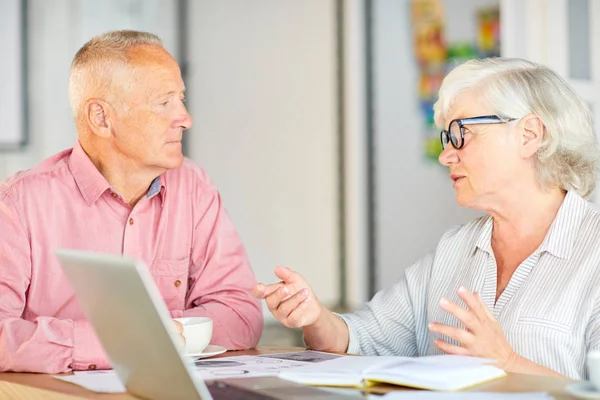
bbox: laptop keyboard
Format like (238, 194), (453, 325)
(206, 381), (277, 400)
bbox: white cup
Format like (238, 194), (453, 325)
(173, 317), (213, 354)
(588, 350), (600, 390)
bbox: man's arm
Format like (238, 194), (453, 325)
(171, 186), (262, 349)
(0, 194), (110, 373)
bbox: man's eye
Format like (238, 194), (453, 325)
(160, 100), (170, 106)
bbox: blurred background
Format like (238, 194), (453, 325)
(1, 0), (598, 345)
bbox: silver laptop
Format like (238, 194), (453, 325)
(56, 249), (362, 400)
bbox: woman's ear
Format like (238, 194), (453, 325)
(519, 114), (545, 159)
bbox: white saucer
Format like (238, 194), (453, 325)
(186, 345), (227, 359)
(566, 381), (600, 399)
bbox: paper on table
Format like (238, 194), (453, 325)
(52, 351), (341, 393)
(377, 392), (554, 400)
(54, 370), (125, 393)
(193, 353), (339, 380)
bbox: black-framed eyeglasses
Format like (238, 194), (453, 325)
(440, 115), (517, 150)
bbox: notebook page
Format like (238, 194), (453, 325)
(365, 359), (506, 391)
(279, 356), (404, 386)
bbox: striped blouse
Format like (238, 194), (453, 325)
(340, 190), (600, 379)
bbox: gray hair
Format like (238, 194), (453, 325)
(434, 57), (598, 198)
(68, 30), (163, 119)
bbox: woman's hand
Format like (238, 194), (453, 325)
(253, 266), (323, 328)
(428, 287), (517, 370)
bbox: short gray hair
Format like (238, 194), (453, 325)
(434, 57), (598, 198)
(68, 30), (163, 119)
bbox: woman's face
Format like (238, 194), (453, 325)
(438, 91), (523, 210)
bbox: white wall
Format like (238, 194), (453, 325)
(372, 0), (479, 289)
(186, 1), (341, 316)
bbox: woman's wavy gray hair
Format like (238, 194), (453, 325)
(434, 57), (598, 198)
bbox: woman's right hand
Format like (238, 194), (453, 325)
(252, 266), (323, 328)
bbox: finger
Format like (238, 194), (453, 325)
(180, 333), (187, 346)
(173, 320), (184, 334)
(274, 266), (298, 283)
(457, 287), (486, 319)
(434, 339), (471, 356)
(439, 298), (479, 331)
(475, 292), (495, 319)
(274, 288), (310, 321)
(428, 322), (474, 346)
(265, 285), (292, 312)
(252, 282), (284, 299)
(283, 297), (313, 328)
(252, 284), (265, 299)
(253, 266), (300, 299)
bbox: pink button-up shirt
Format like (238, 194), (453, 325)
(0, 142), (263, 373)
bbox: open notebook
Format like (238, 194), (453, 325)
(278, 354), (506, 391)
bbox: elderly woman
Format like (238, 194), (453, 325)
(253, 57), (600, 380)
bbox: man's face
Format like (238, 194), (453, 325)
(109, 45), (192, 172)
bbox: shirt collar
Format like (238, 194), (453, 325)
(69, 141), (167, 206)
(473, 215), (494, 255)
(147, 176), (161, 198)
(146, 175), (167, 205)
(473, 190), (586, 260)
(68, 141), (111, 206)
(538, 190), (586, 259)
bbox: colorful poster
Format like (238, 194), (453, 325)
(411, 0), (448, 162)
(410, 1), (501, 162)
(478, 6), (501, 57)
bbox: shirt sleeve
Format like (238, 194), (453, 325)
(586, 293), (600, 375)
(172, 183), (263, 350)
(338, 252), (434, 356)
(0, 194), (110, 373)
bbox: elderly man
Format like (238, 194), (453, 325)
(0, 30), (262, 373)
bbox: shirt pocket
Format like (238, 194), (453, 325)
(151, 257), (190, 311)
(517, 316), (572, 334)
(511, 316), (573, 363)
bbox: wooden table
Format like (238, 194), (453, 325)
(0, 346), (578, 399)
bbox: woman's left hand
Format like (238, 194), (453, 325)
(428, 286), (517, 370)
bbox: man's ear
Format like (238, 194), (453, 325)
(519, 113), (544, 159)
(84, 99), (112, 138)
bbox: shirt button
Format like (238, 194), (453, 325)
(129, 218), (134, 225)
(88, 364), (97, 370)
(174, 280), (181, 287)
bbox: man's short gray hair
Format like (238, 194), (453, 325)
(434, 57), (598, 198)
(68, 30), (163, 119)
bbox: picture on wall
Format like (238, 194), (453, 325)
(0, 0), (28, 149)
(411, 0), (500, 162)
